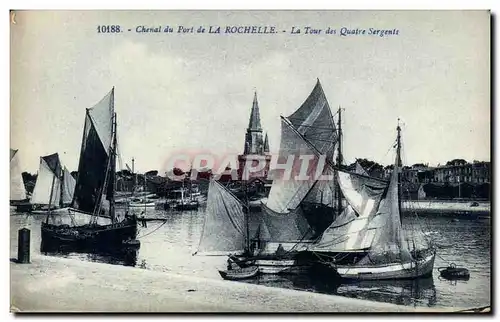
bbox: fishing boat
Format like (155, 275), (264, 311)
(175, 180), (200, 211)
(197, 80), (340, 275)
(307, 123), (436, 280)
(10, 149), (31, 212)
(239, 79), (339, 274)
(195, 178), (261, 279)
(30, 153), (76, 214)
(41, 88), (138, 250)
(128, 194), (158, 208)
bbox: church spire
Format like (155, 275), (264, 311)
(248, 91), (262, 131)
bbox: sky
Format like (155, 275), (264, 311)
(10, 10), (490, 174)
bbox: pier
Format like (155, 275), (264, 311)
(11, 255), (467, 313)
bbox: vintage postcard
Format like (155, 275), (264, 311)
(9, 10), (491, 313)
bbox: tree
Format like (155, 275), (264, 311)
(446, 159), (467, 166)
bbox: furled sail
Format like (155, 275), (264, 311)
(196, 179), (247, 255)
(31, 153), (62, 206)
(309, 170), (388, 252)
(72, 89), (114, 214)
(10, 149), (27, 201)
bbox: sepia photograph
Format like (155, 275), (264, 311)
(8, 8), (491, 313)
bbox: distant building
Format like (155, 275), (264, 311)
(432, 160), (490, 184)
(237, 92), (272, 181)
(385, 160), (490, 185)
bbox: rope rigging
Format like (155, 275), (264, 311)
(136, 219), (169, 239)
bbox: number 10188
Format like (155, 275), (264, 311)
(97, 25), (121, 33)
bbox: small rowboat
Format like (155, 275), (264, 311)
(218, 266), (259, 280)
(438, 263), (470, 280)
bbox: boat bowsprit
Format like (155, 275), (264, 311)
(219, 266), (259, 280)
(438, 263), (470, 280)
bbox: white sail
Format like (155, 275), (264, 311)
(286, 79), (336, 160)
(266, 80), (337, 214)
(302, 166), (335, 206)
(10, 149), (26, 201)
(31, 156), (61, 206)
(265, 118), (322, 213)
(360, 161), (412, 263)
(87, 89), (114, 154)
(260, 204), (313, 242)
(196, 179), (247, 255)
(61, 167), (76, 205)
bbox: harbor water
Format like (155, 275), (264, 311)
(10, 206), (490, 309)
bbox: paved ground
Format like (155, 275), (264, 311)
(10, 255), (462, 313)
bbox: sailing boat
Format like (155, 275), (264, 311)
(308, 123), (436, 280)
(196, 80), (340, 275)
(175, 178), (200, 211)
(10, 148), (30, 211)
(240, 79), (340, 274)
(41, 88), (138, 250)
(195, 178), (259, 279)
(30, 153), (76, 214)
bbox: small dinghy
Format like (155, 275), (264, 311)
(218, 266), (259, 280)
(438, 263), (470, 280)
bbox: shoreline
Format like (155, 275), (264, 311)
(10, 255), (469, 313)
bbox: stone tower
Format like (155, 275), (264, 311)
(243, 92), (265, 155)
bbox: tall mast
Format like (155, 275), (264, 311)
(110, 111), (117, 222)
(244, 177), (250, 254)
(132, 157), (136, 193)
(45, 157), (60, 223)
(59, 166), (64, 208)
(336, 106), (343, 217)
(396, 119), (402, 219)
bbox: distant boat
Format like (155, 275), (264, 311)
(175, 180), (200, 211)
(10, 148), (30, 211)
(128, 194), (159, 208)
(30, 153), (76, 214)
(41, 88), (138, 251)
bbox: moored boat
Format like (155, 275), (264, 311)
(41, 88), (139, 251)
(30, 153), (76, 214)
(218, 266), (259, 280)
(307, 122), (437, 280)
(10, 149), (31, 212)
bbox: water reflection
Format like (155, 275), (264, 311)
(10, 209), (490, 309)
(245, 273), (437, 307)
(40, 241), (139, 267)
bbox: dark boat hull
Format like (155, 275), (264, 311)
(175, 203), (199, 211)
(41, 217), (138, 251)
(219, 266), (259, 280)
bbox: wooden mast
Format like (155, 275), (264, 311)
(59, 165), (64, 208)
(336, 106), (343, 217)
(396, 119), (403, 221)
(110, 111), (117, 223)
(45, 157), (60, 223)
(244, 173), (250, 255)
